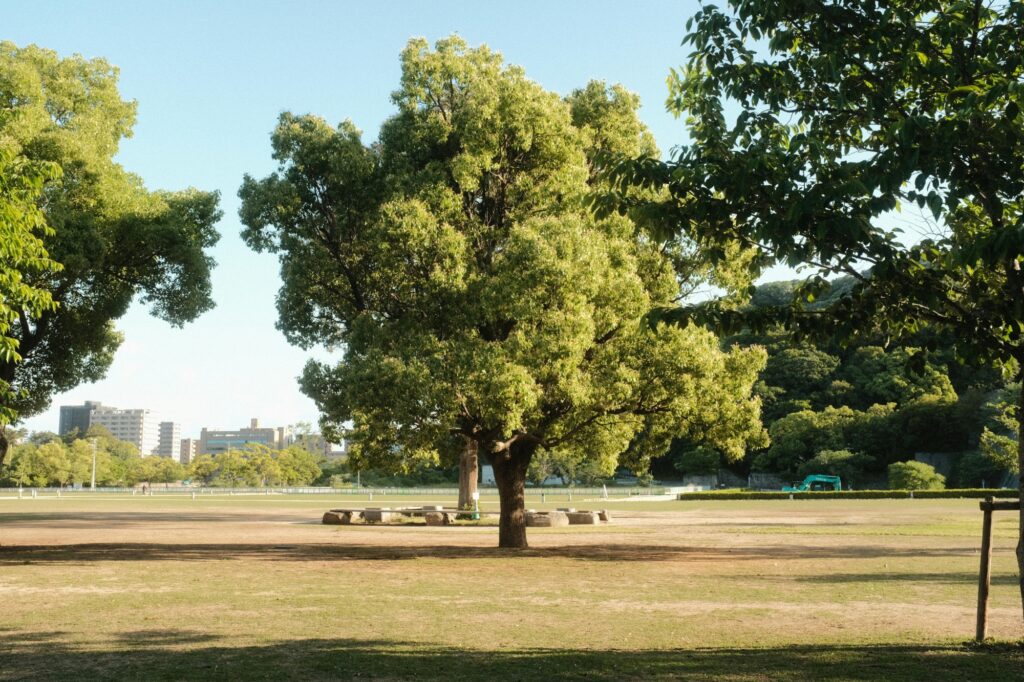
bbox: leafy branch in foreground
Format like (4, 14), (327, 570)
(0, 42), (222, 464)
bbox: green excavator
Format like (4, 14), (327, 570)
(782, 474), (842, 492)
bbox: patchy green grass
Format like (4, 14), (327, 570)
(0, 495), (1020, 680)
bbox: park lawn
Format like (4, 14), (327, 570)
(0, 495), (1020, 680)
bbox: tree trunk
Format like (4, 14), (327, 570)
(490, 442), (535, 549)
(1016, 382), (1023, 621)
(457, 438), (479, 511)
(0, 426), (8, 469)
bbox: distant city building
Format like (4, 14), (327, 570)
(180, 438), (198, 465)
(58, 400), (103, 436)
(290, 432), (331, 457)
(199, 418), (292, 455)
(156, 421), (181, 458)
(325, 440), (348, 460)
(90, 406), (161, 455)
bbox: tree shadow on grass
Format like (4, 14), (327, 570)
(0, 630), (1020, 681)
(793, 572), (1020, 586)
(115, 629), (221, 646)
(0, 542), (978, 565)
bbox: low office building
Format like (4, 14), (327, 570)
(199, 418), (291, 455)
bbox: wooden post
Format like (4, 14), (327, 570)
(974, 497), (1020, 640)
(976, 497), (994, 642)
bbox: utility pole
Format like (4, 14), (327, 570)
(90, 438), (97, 490)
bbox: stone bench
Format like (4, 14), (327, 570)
(362, 508), (392, 523)
(323, 506), (495, 526)
(526, 510), (569, 527)
(323, 507), (610, 526)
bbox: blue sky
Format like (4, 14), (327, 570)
(6, 0), (708, 439)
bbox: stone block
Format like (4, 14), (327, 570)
(526, 512), (551, 527)
(547, 511), (569, 527)
(362, 508), (392, 523)
(598, 509), (611, 523)
(424, 512), (449, 526)
(322, 511), (344, 525)
(526, 511), (569, 527)
(567, 511), (600, 525)
(556, 507), (576, 512)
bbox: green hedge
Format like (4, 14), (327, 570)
(677, 488), (1019, 501)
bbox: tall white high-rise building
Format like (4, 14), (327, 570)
(156, 421), (181, 458)
(89, 406), (161, 455)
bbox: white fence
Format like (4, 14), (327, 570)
(0, 485), (667, 497)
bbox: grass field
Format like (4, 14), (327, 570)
(0, 493), (1021, 680)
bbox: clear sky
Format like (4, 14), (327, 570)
(5, 0), (710, 439)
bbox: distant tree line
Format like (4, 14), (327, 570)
(187, 444), (320, 487)
(0, 427), (325, 488)
(0, 426), (184, 487)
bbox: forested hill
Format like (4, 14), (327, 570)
(664, 278), (1019, 488)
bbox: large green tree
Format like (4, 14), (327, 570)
(0, 43), (221, 464)
(603, 0), (1024, 615)
(0, 149), (61, 430)
(240, 36), (767, 548)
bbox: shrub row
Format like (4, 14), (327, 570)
(677, 488), (1019, 501)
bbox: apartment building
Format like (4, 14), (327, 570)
(156, 421), (181, 458)
(89, 406), (161, 455)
